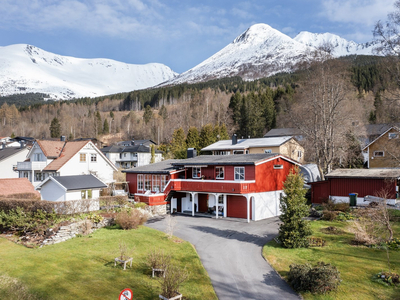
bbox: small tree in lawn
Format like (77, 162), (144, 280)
(279, 166), (311, 248)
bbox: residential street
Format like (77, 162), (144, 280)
(146, 215), (300, 300)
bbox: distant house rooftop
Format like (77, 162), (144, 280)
(37, 174), (107, 191)
(325, 168), (400, 179)
(0, 178), (40, 197)
(201, 136), (294, 151)
(264, 128), (302, 138)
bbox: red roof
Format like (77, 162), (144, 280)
(43, 141), (88, 171)
(0, 178), (40, 197)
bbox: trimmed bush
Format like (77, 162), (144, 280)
(288, 262), (341, 294)
(322, 210), (338, 221)
(115, 209), (147, 230)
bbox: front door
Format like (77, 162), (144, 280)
(177, 198), (182, 213)
(198, 194), (208, 212)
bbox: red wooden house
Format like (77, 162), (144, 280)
(124, 153), (299, 222)
(311, 169), (400, 205)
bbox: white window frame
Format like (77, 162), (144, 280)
(152, 175), (160, 192)
(90, 153), (97, 162)
(374, 151), (384, 157)
(144, 175), (151, 191)
(389, 132), (399, 139)
(137, 174), (144, 190)
(264, 149), (272, 154)
(274, 164), (284, 169)
(234, 167), (245, 181)
(34, 153), (41, 161)
(193, 167), (201, 178)
(161, 175), (168, 191)
(216, 167), (224, 179)
(233, 150), (244, 155)
(297, 150), (302, 158)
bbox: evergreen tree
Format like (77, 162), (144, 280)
(278, 167), (312, 248)
(158, 104), (168, 120)
(150, 144), (155, 163)
(49, 117), (61, 138)
(171, 127), (187, 159)
(186, 126), (200, 152)
(219, 123), (230, 140)
(103, 119), (109, 134)
(199, 124), (215, 149)
(95, 111), (102, 135)
(110, 111), (114, 119)
(143, 105), (153, 124)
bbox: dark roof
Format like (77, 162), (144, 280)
(264, 128), (302, 137)
(325, 168), (400, 179)
(0, 147), (27, 162)
(101, 144), (162, 154)
(117, 139), (156, 146)
(123, 159), (183, 174)
(172, 153), (279, 166)
(50, 175), (107, 190)
(362, 124), (399, 137)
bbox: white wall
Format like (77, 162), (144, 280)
(59, 142), (115, 183)
(0, 148), (29, 179)
(329, 195), (397, 206)
(251, 190), (283, 221)
(40, 181), (66, 202)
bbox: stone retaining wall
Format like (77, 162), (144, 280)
(41, 218), (113, 246)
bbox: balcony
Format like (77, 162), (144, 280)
(171, 179), (256, 194)
(116, 156), (138, 162)
(17, 161), (47, 171)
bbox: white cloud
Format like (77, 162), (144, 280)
(320, 0), (395, 26)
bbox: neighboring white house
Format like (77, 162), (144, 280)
(37, 174), (107, 202)
(102, 139), (163, 169)
(0, 143), (29, 179)
(17, 139), (117, 187)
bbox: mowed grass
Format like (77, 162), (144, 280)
(0, 226), (217, 300)
(263, 220), (400, 300)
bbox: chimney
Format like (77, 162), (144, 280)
(187, 148), (197, 158)
(232, 134), (237, 145)
(131, 138), (135, 146)
(19, 140), (25, 149)
(60, 136), (66, 142)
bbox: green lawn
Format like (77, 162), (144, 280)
(0, 226), (217, 300)
(263, 220), (400, 300)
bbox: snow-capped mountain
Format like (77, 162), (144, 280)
(294, 31), (377, 56)
(164, 23), (377, 85)
(0, 44), (178, 100)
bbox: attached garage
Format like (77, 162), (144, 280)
(227, 195), (250, 219)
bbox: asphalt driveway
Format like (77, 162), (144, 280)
(146, 215), (300, 300)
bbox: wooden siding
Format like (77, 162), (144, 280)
(254, 158), (294, 192)
(368, 128), (400, 168)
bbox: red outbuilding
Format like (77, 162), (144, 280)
(124, 153), (300, 222)
(311, 169), (400, 205)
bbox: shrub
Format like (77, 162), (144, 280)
(322, 199), (349, 212)
(373, 271), (400, 285)
(115, 209), (147, 230)
(147, 248), (171, 271)
(288, 262), (341, 294)
(321, 210), (338, 221)
(159, 264), (189, 298)
(134, 202), (147, 209)
(117, 240), (134, 261)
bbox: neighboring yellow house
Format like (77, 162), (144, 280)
(363, 126), (400, 168)
(201, 135), (304, 163)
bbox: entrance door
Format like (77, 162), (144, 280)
(198, 194), (208, 212)
(177, 198), (182, 213)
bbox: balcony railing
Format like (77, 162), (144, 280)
(17, 161), (47, 171)
(116, 156), (138, 162)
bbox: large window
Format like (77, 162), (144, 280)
(152, 175), (160, 192)
(234, 167), (245, 180)
(216, 167), (224, 179)
(81, 189), (92, 199)
(137, 174), (144, 190)
(193, 167), (201, 178)
(144, 175), (151, 190)
(79, 153), (86, 162)
(161, 175), (168, 191)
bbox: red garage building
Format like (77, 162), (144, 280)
(311, 169), (400, 205)
(124, 153), (299, 222)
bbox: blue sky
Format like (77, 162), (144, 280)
(0, 0), (395, 73)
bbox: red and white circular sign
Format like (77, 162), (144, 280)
(119, 288), (133, 300)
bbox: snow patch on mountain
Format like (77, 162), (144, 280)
(294, 31), (377, 56)
(0, 44), (178, 100)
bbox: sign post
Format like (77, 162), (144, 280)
(119, 288), (133, 300)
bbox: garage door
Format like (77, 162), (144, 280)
(227, 195), (250, 219)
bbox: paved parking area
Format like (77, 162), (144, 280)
(146, 215), (300, 300)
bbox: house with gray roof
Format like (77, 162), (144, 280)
(36, 174), (107, 209)
(0, 143), (29, 179)
(102, 141), (163, 169)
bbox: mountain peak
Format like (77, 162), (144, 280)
(233, 23), (289, 44)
